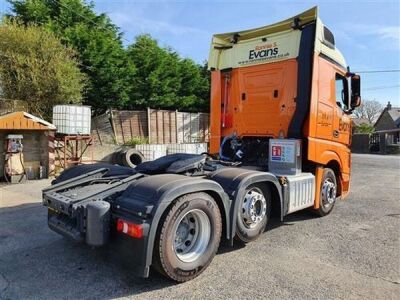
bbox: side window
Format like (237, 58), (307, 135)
(335, 74), (349, 111)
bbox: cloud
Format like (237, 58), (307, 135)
(344, 23), (400, 50)
(109, 11), (208, 37)
(375, 26), (400, 41)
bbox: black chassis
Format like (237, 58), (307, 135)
(43, 166), (285, 278)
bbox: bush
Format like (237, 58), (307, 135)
(124, 136), (149, 147)
(0, 20), (86, 119)
(354, 123), (374, 134)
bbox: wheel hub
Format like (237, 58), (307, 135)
(322, 178), (336, 207)
(241, 188), (267, 228)
(173, 209), (211, 263)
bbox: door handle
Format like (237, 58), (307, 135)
(333, 130), (339, 138)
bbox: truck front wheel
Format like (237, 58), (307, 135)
(153, 192), (222, 282)
(316, 168), (337, 216)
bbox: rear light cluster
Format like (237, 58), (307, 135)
(116, 219), (143, 238)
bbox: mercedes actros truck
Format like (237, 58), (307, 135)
(43, 7), (361, 282)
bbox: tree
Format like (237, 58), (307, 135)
(8, 0), (136, 113)
(177, 59), (210, 112)
(0, 20), (86, 119)
(126, 35), (210, 112)
(354, 123), (374, 134)
(353, 99), (383, 124)
(8, 1), (211, 113)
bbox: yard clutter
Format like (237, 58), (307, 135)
(89, 108), (210, 164)
(113, 148), (145, 168)
(91, 108), (209, 146)
(0, 111), (56, 182)
(51, 105), (94, 174)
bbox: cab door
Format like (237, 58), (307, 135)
(333, 73), (351, 146)
(332, 71), (352, 178)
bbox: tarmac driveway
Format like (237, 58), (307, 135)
(0, 154), (399, 299)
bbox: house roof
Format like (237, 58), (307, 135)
(0, 111), (56, 130)
(374, 103), (400, 128)
(388, 107), (400, 127)
(351, 118), (370, 126)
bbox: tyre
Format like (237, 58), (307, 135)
(115, 149), (145, 168)
(235, 183), (271, 243)
(153, 192), (222, 282)
(316, 168), (337, 216)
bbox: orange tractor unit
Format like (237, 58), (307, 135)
(208, 6), (361, 213)
(43, 7), (361, 282)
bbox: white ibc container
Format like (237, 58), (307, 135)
(53, 105), (91, 135)
(135, 144), (167, 161)
(167, 143), (208, 155)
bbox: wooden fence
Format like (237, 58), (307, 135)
(91, 108), (209, 146)
(110, 110), (148, 144)
(91, 114), (115, 145)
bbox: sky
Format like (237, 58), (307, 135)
(1, 0), (399, 106)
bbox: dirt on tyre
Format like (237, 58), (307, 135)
(153, 192), (222, 282)
(235, 183), (271, 243)
(316, 168), (337, 217)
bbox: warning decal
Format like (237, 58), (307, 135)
(270, 143), (295, 163)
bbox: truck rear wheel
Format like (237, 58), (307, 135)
(316, 168), (337, 216)
(235, 183), (271, 243)
(153, 192), (222, 282)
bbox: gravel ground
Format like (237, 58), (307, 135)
(0, 154), (399, 299)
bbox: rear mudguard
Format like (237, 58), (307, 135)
(114, 174), (230, 277)
(207, 168), (283, 245)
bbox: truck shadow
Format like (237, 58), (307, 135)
(0, 203), (175, 299)
(0, 202), (318, 299)
(217, 210), (317, 254)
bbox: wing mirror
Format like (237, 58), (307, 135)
(349, 73), (361, 109)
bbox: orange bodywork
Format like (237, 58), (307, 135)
(210, 54), (352, 198)
(307, 55), (352, 197)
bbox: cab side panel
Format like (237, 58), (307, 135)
(307, 55), (352, 196)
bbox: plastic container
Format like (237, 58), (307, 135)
(52, 105), (91, 135)
(135, 144), (167, 161)
(167, 143), (208, 155)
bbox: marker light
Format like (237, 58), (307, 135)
(116, 219), (143, 238)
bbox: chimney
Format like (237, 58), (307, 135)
(387, 101), (392, 110)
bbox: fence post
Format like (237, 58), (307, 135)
(147, 107), (151, 144)
(175, 110), (179, 144)
(109, 109), (118, 145)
